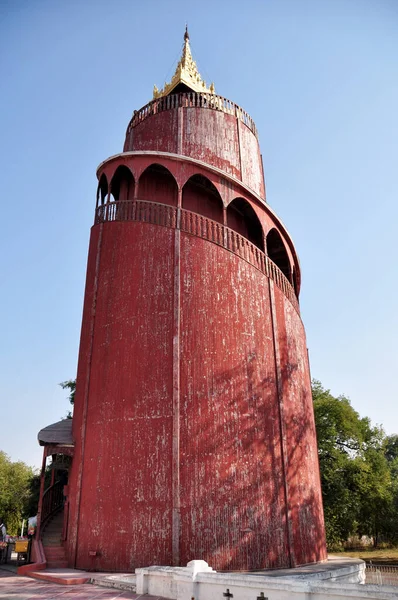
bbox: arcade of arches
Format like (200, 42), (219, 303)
(97, 165), (296, 291)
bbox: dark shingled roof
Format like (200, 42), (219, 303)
(38, 419), (74, 446)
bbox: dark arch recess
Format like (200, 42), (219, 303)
(97, 173), (108, 205)
(110, 165), (135, 201)
(138, 163), (178, 207)
(226, 198), (264, 251)
(182, 174), (223, 224)
(266, 228), (292, 283)
(292, 266), (299, 296)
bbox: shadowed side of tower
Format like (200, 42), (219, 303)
(66, 30), (327, 572)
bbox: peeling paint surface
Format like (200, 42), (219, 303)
(126, 107), (263, 198)
(183, 109), (241, 180)
(68, 220), (326, 572)
(239, 121), (265, 198)
(69, 223), (175, 570)
(179, 236), (288, 570)
(273, 285), (327, 566)
(127, 110), (178, 155)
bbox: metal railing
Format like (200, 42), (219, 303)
(95, 200), (299, 313)
(366, 562), (398, 586)
(126, 92), (258, 138)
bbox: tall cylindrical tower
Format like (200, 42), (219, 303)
(67, 30), (327, 572)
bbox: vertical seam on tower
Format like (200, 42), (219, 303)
(177, 106), (183, 155)
(268, 278), (295, 568)
(172, 221), (181, 565)
(73, 223), (103, 568)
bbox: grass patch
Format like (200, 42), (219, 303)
(337, 548), (398, 564)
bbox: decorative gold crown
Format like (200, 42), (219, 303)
(153, 27), (215, 99)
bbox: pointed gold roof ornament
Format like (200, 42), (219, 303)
(153, 26), (215, 99)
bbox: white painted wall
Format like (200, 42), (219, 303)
(136, 560), (397, 600)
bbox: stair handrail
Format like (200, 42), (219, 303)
(37, 480), (64, 538)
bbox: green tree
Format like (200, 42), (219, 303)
(0, 452), (36, 535)
(60, 379), (76, 419)
(356, 444), (393, 546)
(312, 380), (394, 549)
(381, 435), (398, 545)
(384, 435), (398, 464)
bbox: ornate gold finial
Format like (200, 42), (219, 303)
(153, 28), (215, 99)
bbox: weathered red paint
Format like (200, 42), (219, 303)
(124, 102), (264, 198)
(65, 89), (327, 572)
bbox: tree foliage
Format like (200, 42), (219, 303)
(0, 451), (36, 535)
(312, 380), (397, 549)
(60, 379), (76, 419)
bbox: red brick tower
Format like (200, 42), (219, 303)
(66, 29), (327, 572)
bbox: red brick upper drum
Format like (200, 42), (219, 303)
(66, 89), (327, 572)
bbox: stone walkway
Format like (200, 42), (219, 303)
(0, 568), (167, 600)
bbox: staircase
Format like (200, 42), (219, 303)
(42, 510), (68, 568)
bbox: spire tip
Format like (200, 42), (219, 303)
(153, 27), (215, 99)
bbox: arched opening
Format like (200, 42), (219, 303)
(138, 164), (178, 207)
(97, 173), (108, 206)
(266, 229), (292, 282)
(110, 166), (135, 201)
(226, 198), (264, 251)
(182, 174), (223, 223)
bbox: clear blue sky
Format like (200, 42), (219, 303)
(1, 0), (397, 470)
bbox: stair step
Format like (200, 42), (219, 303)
(41, 510), (65, 549)
(43, 542), (63, 547)
(47, 560), (68, 568)
(44, 521), (63, 531)
(43, 548), (66, 557)
(43, 540), (62, 545)
(45, 518), (63, 524)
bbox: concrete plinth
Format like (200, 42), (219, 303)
(132, 557), (398, 600)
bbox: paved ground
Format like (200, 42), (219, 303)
(0, 568), (166, 600)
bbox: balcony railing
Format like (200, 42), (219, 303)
(95, 200), (299, 313)
(126, 92), (258, 138)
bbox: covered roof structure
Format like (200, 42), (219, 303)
(38, 419), (74, 448)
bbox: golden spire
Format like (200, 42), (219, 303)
(153, 27), (215, 99)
